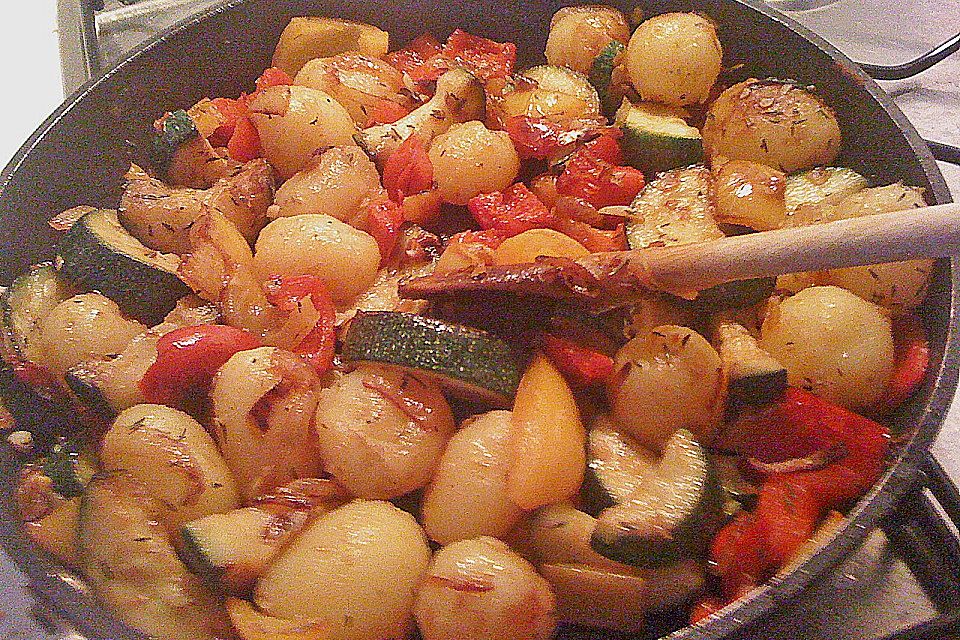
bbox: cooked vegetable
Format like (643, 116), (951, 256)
(713, 319), (787, 411)
(210, 347), (323, 501)
(524, 65), (602, 116)
(702, 79), (842, 172)
(607, 326), (724, 452)
(491, 228), (589, 264)
(583, 416), (658, 514)
(615, 100), (704, 175)
(414, 536), (557, 640)
(776, 510), (845, 576)
(712, 158), (787, 231)
(40, 441), (95, 499)
(468, 182), (556, 239)
(540, 332), (615, 389)
(554, 133), (646, 209)
(760, 286), (894, 411)
(272, 17), (389, 77)
(626, 165), (724, 250)
(881, 314), (931, 412)
(507, 353), (586, 510)
(589, 40), (627, 115)
(421, 410), (524, 544)
(0, 263), (74, 363)
(255, 500), (431, 640)
(343, 311), (522, 405)
(249, 85), (358, 180)
(356, 68), (485, 162)
(428, 121), (520, 205)
(25, 496), (82, 569)
(100, 404), (240, 533)
(80, 473), (226, 640)
(226, 598), (331, 640)
(315, 364), (455, 499)
(545, 5), (630, 75)
(783, 166), (868, 218)
(592, 428), (723, 567)
(57, 209), (191, 324)
(152, 109), (238, 188)
(294, 53), (410, 126)
(624, 12), (722, 106)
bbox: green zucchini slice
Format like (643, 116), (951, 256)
(626, 165), (723, 250)
(1, 263), (74, 363)
(342, 311), (522, 405)
(583, 417), (659, 515)
(523, 65), (602, 116)
(712, 453), (759, 518)
(591, 429), (722, 568)
(713, 320), (787, 410)
(615, 100), (704, 176)
(151, 110), (199, 174)
(784, 166), (868, 213)
(57, 209), (191, 324)
(589, 40), (626, 116)
(41, 441), (96, 499)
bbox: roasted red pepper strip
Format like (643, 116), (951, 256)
(208, 97), (247, 146)
(382, 134), (434, 203)
(384, 32), (444, 77)
(139, 325), (262, 406)
(214, 67), (291, 160)
(442, 29), (517, 83)
(264, 276), (337, 376)
(364, 98), (412, 128)
(753, 475), (822, 568)
(556, 134), (645, 208)
(880, 313), (930, 412)
(254, 67), (294, 93)
(503, 116), (570, 160)
(468, 183), (556, 238)
(541, 333), (615, 388)
(447, 228), (507, 250)
(710, 510), (766, 601)
(227, 116), (262, 162)
(366, 199), (406, 262)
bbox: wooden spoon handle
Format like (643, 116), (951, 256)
(634, 202), (960, 295)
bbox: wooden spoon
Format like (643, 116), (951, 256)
(398, 203), (960, 311)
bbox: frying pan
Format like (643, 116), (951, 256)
(1, 1), (959, 638)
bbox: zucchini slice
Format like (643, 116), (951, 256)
(691, 277), (776, 314)
(342, 311), (522, 405)
(1, 263), (74, 362)
(626, 165), (723, 250)
(583, 417), (659, 515)
(615, 100), (704, 176)
(712, 453), (759, 517)
(591, 429), (722, 568)
(589, 40), (626, 116)
(523, 65), (602, 116)
(80, 473), (225, 640)
(41, 441), (96, 499)
(784, 166), (868, 214)
(713, 320), (787, 411)
(152, 110), (198, 175)
(57, 209), (191, 324)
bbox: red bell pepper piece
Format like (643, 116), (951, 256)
(227, 116), (262, 162)
(385, 33), (444, 77)
(880, 313), (930, 412)
(442, 29), (517, 83)
(264, 276), (337, 376)
(382, 134), (434, 203)
(208, 97), (247, 146)
(541, 333), (615, 388)
(139, 325), (262, 406)
(254, 67), (293, 93)
(364, 98), (411, 127)
(690, 597), (725, 625)
(468, 183), (556, 238)
(212, 67), (290, 159)
(446, 228), (507, 250)
(753, 475), (822, 567)
(710, 510), (767, 601)
(366, 199), (406, 262)
(503, 116), (571, 160)
(556, 134), (645, 208)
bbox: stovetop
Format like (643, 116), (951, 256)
(4, 1), (959, 639)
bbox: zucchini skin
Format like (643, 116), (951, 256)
(57, 210), (191, 324)
(343, 311), (522, 405)
(63, 366), (115, 423)
(616, 101), (704, 176)
(692, 277), (776, 313)
(151, 109), (199, 175)
(589, 40), (625, 116)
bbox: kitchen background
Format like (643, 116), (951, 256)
(0, 1), (957, 638)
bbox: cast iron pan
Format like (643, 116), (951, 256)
(0, 1), (957, 638)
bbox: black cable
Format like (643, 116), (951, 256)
(860, 32), (960, 80)
(926, 139), (960, 167)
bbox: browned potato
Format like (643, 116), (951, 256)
(545, 5), (630, 74)
(703, 79), (841, 172)
(295, 53), (411, 126)
(712, 157), (787, 231)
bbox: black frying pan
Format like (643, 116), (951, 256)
(1, 1), (958, 638)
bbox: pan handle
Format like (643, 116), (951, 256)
(878, 452), (960, 639)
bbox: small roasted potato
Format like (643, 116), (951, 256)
(429, 121), (520, 205)
(314, 365), (456, 499)
(100, 404), (239, 533)
(607, 326), (723, 451)
(253, 214), (381, 306)
(268, 146), (382, 222)
(545, 5), (631, 74)
(255, 500), (431, 640)
(272, 17), (389, 77)
(421, 410), (524, 544)
(712, 157), (787, 231)
(625, 12), (722, 106)
(702, 79), (842, 172)
(492, 229), (590, 265)
(249, 85), (357, 180)
(32, 294), (145, 378)
(211, 347), (323, 500)
(761, 286), (894, 410)
(414, 537), (557, 640)
(295, 53), (411, 126)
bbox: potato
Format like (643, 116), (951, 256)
(32, 294), (145, 378)
(712, 157), (787, 231)
(507, 354), (586, 510)
(492, 228), (590, 264)
(428, 121), (520, 205)
(295, 53), (410, 126)
(255, 500), (431, 640)
(249, 85), (357, 180)
(760, 286), (894, 410)
(702, 79), (842, 172)
(268, 146), (382, 223)
(253, 214), (380, 306)
(272, 17), (389, 77)
(421, 411), (524, 544)
(100, 404), (239, 533)
(211, 347), (323, 500)
(625, 12), (722, 106)
(414, 537), (556, 640)
(314, 365), (456, 499)
(545, 5), (630, 74)
(607, 326), (723, 451)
